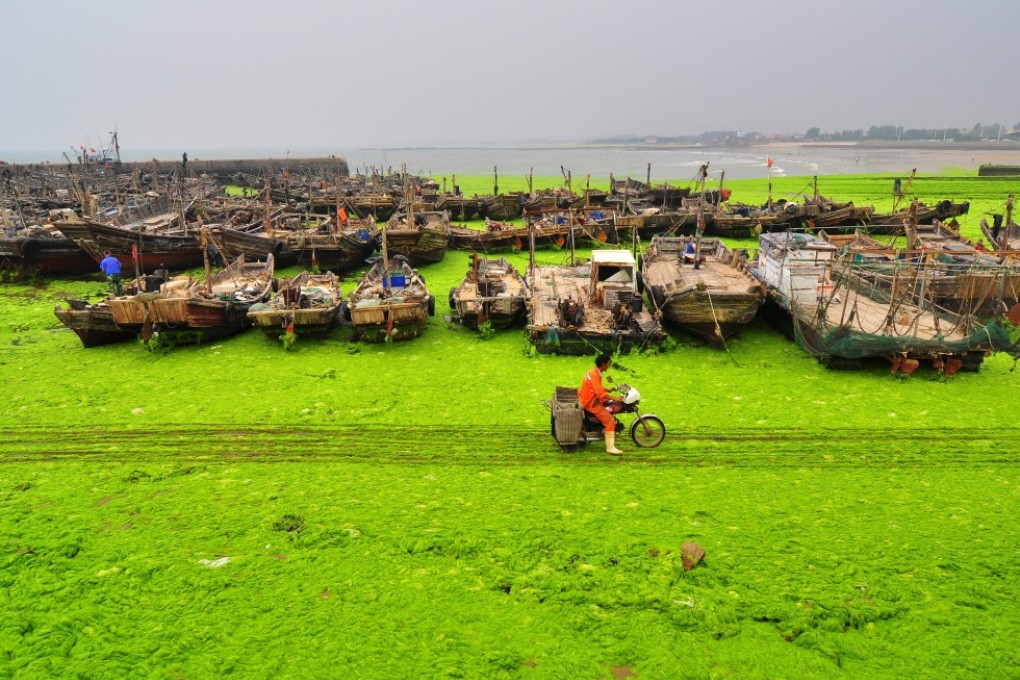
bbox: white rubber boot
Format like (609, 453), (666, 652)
(605, 430), (623, 456)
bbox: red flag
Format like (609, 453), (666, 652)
(131, 244), (138, 261)
(767, 157), (773, 168)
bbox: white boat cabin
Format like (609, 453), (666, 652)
(756, 232), (837, 306)
(589, 250), (637, 308)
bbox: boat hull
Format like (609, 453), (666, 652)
(55, 220), (205, 272)
(54, 304), (136, 347)
(385, 227), (448, 265)
(5, 238), (96, 275)
(350, 300), (429, 342)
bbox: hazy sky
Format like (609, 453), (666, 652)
(3, 0), (1019, 153)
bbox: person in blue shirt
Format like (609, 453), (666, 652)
(682, 239), (697, 264)
(99, 251), (123, 295)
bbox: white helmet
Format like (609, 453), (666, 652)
(620, 385), (640, 405)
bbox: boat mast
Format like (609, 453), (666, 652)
(404, 162), (414, 228)
(1003, 194), (1015, 251)
(904, 198), (920, 252)
(2, 169), (27, 231)
(892, 168), (916, 214)
(200, 221), (212, 293)
(528, 218), (535, 275)
(111, 128), (122, 168)
(694, 163), (708, 271)
(179, 152), (188, 236)
(263, 175), (274, 238)
(562, 166), (575, 266)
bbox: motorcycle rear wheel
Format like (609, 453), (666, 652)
(630, 415), (665, 448)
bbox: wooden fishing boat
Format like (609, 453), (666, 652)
(640, 235), (764, 345)
(527, 249), (664, 355)
(348, 194), (398, 221)
(204, 206), (295, 266)
(1, 231), (95, 275)
(54, 196), (203, 272)
(824, 221), (1020, 319)
(802, 199), (873, 230)
(479, 193), (524, 221)
(276, 213), (378, 272)
(140, 254), (275, 345)
(347, 255), (433, 342)
(435, 194), (480, 220)
(752, 232), (1011, 373)
(54, 299), (136, 347)
(248, 271), (344, 339)
(383, 210), (449, 265)
(56, 271), (172, 346)
(528, 211), (622, 246)
(868, 200), (970, 235)
(448, 254), (529, 329)
(448, 220), (525, 252)
(522, 191), (586, 220)
(705, 208), (783, 238)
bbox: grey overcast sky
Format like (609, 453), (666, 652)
(3, 0), (1018, 152)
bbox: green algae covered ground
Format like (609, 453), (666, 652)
(1, 173), (1018, 678)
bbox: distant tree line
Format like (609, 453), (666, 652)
(593, 123), (1020, 145)
(590, 131), (763, 145)
(805, 122), (1020, 142)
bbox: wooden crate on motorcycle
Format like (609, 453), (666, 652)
(552, 386), (583, 444)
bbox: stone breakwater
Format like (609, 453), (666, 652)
(138, 156), (351, 181)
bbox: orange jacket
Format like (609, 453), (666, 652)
(579, 366), (610, 411)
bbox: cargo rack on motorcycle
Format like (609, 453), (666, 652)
(550, 386), (583, 445)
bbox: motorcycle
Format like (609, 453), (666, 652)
(547, 382), (666, 452)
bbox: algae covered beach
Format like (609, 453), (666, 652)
(1, 172), (1019, 677)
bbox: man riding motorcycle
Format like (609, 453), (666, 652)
(578, 353), (623, 455)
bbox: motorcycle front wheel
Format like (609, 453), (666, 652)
(630, 415), (666, 448)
